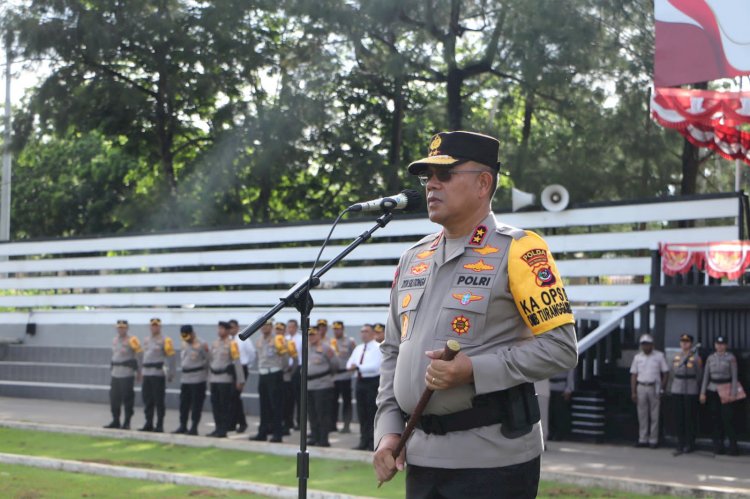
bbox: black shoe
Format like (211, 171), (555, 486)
(282, 429), (291, 436)
(634, 442), (648, 448)
(269, 436), (282, 443)
(103, 421), (120, 429)
(728, 446), (740, 456)
(250, 434), (268, 442)
(172, 427), (187, 434)
(715, 448), (726, 455)
(153, 426), (164, 433)
(352, 443), (368, 450)
(139, 424), (154, 432)
(206, 430), (219, 437)
(672, 449), (683, 456)
(121, 420), (131, 430)
(236, 424), (247, 433)
(340, 425), (351, 434)
(306, 439), (317, 446)
(293, 425), (300, 431)
(649, 443), (659, 449)
(208, 432), (227, 438)
(316, 442), (331, 447)
(187, 427), (198, 436)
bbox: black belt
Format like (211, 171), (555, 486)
(403, 383), (539, 439)
(675, 374), (696, 379)
(210, 365), (234, 376)
(710, 378), (731, 383)
(358, 376), (380, 383)
(111, 359), (137, 369)
(182, 365), (206, 374)
(308, 370), (331, 381)
(637, 381), (656, 386)
(143, 362), (164, 369)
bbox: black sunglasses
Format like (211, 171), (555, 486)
(417, 168), (488, 186)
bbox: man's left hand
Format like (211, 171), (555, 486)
(424, 350), (473, 390)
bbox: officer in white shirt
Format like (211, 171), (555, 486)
(630, 334), (669, 448)
(346, 323), (383, 450)
(229, 319), (257, 433)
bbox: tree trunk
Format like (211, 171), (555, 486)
(447, 68), (463, 130)
(386, 79), (405, 192)
(514, 92), (534, 184)
(680, 81), (708, 195)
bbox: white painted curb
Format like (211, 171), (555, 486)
(0, 452), (375, 499)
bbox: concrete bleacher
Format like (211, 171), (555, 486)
(0, 192), (745, 413)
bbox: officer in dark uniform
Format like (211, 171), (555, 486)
(700, 336), (740, 456)
(670, 334), (702, 455)
(104, 320), (142, 430)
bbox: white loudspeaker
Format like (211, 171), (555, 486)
(511, 187), (536, 212)
(540, 184), (570, 212)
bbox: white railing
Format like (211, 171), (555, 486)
(0, 194), (742, 326)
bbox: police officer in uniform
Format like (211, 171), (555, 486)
(285, 319), (303, 431)
(347, 323), (382, 450)
(374, 323), (385, 344)
(251, 319), (289, 442)
(307, 327), (338, 447)
(139, 318), (176, 432)
(229, 319), (256, 433)
(316, 319), (329, 341)
(700, 336), (740, 455)
(208, 321), (245, 438)
(173, 325), (209, 436)
(276, 321), (298, 435)
(105, 320), (142, 430)
(373, 131), (578, 498)
(670, 334), (702, 455)
(330, 320), (356, 433)
(630, 334), (669, 448)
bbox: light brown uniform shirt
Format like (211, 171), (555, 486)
(375, 213), (578, 469)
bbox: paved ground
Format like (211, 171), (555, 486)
(1, 396), (749, 497)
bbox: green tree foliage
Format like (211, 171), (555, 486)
(5, 0), (740, 239)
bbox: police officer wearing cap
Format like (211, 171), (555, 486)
(307, 326), (338, 447)
(374, 323), (385, 344)
(374, 131), (578, 498)
(139, 318), (176, 433)
(275, 321), (298, 435)
(173, 325), (208, 436)
(208, 321), (245, 438)
(316, 319), (329, 341)
(630, 334), (669, 448)
(286, 319), (303, 430)
(105, 320), (142, 430)
(670, 333), (702, 455)
(251, 319), (289, 442)
(330, 320), (356, 433)
(700, 336), (740, 455)
(229, 319), (257, 433)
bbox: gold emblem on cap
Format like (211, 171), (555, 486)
(429, 135), (442, 154)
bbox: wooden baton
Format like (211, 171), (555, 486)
(377, 340), (462, 487)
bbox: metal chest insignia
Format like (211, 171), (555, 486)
(451, 315), (471, 335)
(463, 259), (495, 273)
(451, 291), (484, 305)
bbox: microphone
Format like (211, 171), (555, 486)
(348, 189), (422, 213)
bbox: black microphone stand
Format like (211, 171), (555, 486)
(238, 210), (394, 498)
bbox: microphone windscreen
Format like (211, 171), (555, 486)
(401, 189), (422, 211)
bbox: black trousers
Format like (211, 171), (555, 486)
(548, 391), (571, 440)
(308, 387), (334, 445)
(283, 367), (300, 430)
(355, 376), (379, 449)
(672, 394), (698, 450)
(406, 456), (541, 499)
(179, 381), (206, 429)
(333, 378), (353, 428)
(110, 376), (135, 422)
(142, 375), (166, 426)
(258, 371), (284, 439)
(210, 382), (233, 436)
(707, 390), (738, 450)
(229, 365), (248, 430)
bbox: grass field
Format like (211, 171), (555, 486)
(0, 428), (675, 498)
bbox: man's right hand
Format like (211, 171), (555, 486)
(631, 392), (637, 403)
(373, 433), (405, 483)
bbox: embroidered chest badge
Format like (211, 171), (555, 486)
(416, 249), (436, 260)
(463, 259), (494, 273)
(410, 262), (429, 275)
(470, 225), (488, 246)
(451, 315), (471, 335)
(402, 293), (412, 308)
(452, 291), (484, 305)
(473, 244), (499, 256)
(521, 248), (556, 287)
(401, 314), (409, 342)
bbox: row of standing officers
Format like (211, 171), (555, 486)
(106, 317), (384, 448)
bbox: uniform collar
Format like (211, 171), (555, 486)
(435, 212), (497, 266)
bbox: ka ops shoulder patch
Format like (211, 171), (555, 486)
(508, 230), (574, 335)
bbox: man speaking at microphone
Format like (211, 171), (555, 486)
(373, 131), (578, 498)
